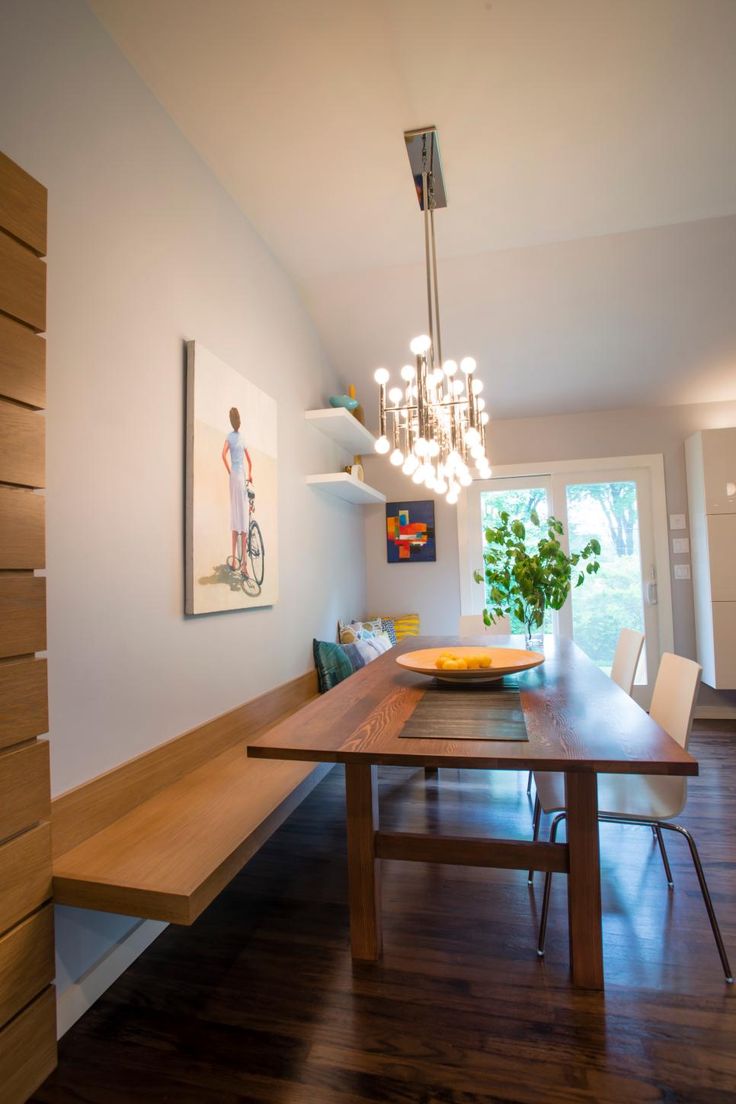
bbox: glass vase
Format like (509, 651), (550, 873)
(522, 602), (545, 652)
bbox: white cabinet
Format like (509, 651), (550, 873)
(686, 429), (736, 688)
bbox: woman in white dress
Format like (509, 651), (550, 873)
(221, 407), (253, 577)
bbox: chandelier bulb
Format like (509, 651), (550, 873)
(390, 448), (404, 466)
(409, 334), (432, 355)
(375, 435), (390, 455)
(471, 378), (483, 395)
(480, 412), (490, 425)
(477, 397), (486, 411)
(374, 367), (390, 385)
(460, 356), (477, 374)
(443, 359), (457, 377)
(388, 386), (403, 404)
(400, 363), (416, 382)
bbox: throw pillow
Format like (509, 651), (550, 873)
(313, 639), (353, 693)
(379, 617), (398, 645)
(338, 617), (383, 645)
(342, 642), (366, 672)
(371, 613), (420, 640)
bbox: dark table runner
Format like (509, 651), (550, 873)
(399, 677), (528, 742)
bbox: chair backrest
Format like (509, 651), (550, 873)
(458, 613), (511, 636)
(610, 627), (645, 695)
(649, 652), (701, 749)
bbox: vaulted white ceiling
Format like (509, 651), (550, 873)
(89, 0), (736, 418)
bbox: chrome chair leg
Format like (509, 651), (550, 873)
(526, 770), (533, 795)
(528, 795), (541, 885)
(537, 812), (567, 957)
(654, 824), (674, 887)
(659, 822), (734, 984)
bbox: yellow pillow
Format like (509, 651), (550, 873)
(372, 613), (420, 641)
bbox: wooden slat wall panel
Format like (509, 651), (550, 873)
(0, 576), (46, 658)
(0, 824), (52, 936)
(0, 487), (45, 568)
(0, 740), (50, 844)
(0, 315), (45, 408)
(0, 906), (54, 1026)
(0, 153), (47, 256)
(0, 987), (56, 1104)
(0, 400), (44, 487)
(0, 231), (46, 332)
(0, 658), (48, 750)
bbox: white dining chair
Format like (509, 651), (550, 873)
(527, 627), (644, 797)
(532, 652), (733, 982)
(458, 613), (511, 636)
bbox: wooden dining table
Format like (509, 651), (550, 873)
(248, 635), (697, 990)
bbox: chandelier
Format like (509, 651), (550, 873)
(373, 127), (491, 505)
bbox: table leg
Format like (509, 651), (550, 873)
(565, 772), (604, 989)
(345, 763), (382, 961)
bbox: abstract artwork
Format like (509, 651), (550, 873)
(186, 341), (278, 614)
(386, 500), (436, 563)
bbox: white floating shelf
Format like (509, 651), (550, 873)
(305, 407), (377, 455)
(306, 473), (386, 506)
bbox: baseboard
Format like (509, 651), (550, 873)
(694, 705), (736, 721)
(56, 918), (167, 1038)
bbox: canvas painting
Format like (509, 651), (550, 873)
(386, 500), (436, 563)
(186, 341), (278, 614)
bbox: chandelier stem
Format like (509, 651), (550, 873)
(422, 169), (435, 361)
(430, 206), (443, 369)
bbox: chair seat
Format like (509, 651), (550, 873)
(533, 770), (687, 822)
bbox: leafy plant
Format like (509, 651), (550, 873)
(473, 509), (601, 640)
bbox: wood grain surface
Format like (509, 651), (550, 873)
(0, 905), (54, 1026)
(0, 399), (44, 486)
(0, 152), (47, 255)
(0, 657), (48, 750)
(0, 314), (45, 408)
(0, 739), (50, 843)
(0, 230), (46, 332)
(0, 575), (46, 659)
(0, 486), (45, 568)
(249, 636), (698, 775)
(0, 987), (55, 1104)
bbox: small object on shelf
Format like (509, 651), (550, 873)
(344, 459), (364, 481)
(348, 383), (365, 424)
(329, 394), (359, 411)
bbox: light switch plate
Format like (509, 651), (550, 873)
(669, 513), (686, 530)
(674, 564), (691, 580)
(672, 537), (690, 554)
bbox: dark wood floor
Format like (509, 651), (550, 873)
(35, 722), (736, 1103)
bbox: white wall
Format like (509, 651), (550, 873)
(363, 398), (736, 709)
(0, 0), (366, 1017)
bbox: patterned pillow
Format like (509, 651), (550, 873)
(313, 639), (353, 693)
(371, 613), (420, 641)
(338, 618), (383, 645)
(354, 632), (393, 665)
(379, 618), (398, 645)
(342, 642), (366, 672)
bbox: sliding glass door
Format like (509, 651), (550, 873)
(458, 457), (671, 705)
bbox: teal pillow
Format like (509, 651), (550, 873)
(313, 639), (353, 693)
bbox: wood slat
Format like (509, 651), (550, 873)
(0, 576), (46, 659)
(0, 905), (54, 1027)
(0, 486), (45, 568)
(52, 669), (318, 857)
(0, 987), (56, 1104)
(0, 658), (48, 750)
(0, 152), (47, 256)
(374, 830), (570, 872)
(0, 823), (52, 936)
(0, 740), (50, 844)
(0, 230), (46, 332)
(0, 314), (45, 408)
(0, 400), (44, 487)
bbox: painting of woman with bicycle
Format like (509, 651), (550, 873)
(186, 341), (278, 615)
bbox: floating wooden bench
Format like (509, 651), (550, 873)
(52, 671), (328, 924)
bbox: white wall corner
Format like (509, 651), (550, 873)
(56, 919), (168, 1038)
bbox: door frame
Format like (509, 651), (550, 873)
(457, 453), (674, 667)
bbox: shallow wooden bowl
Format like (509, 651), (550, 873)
(395, 646), (545, 683)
